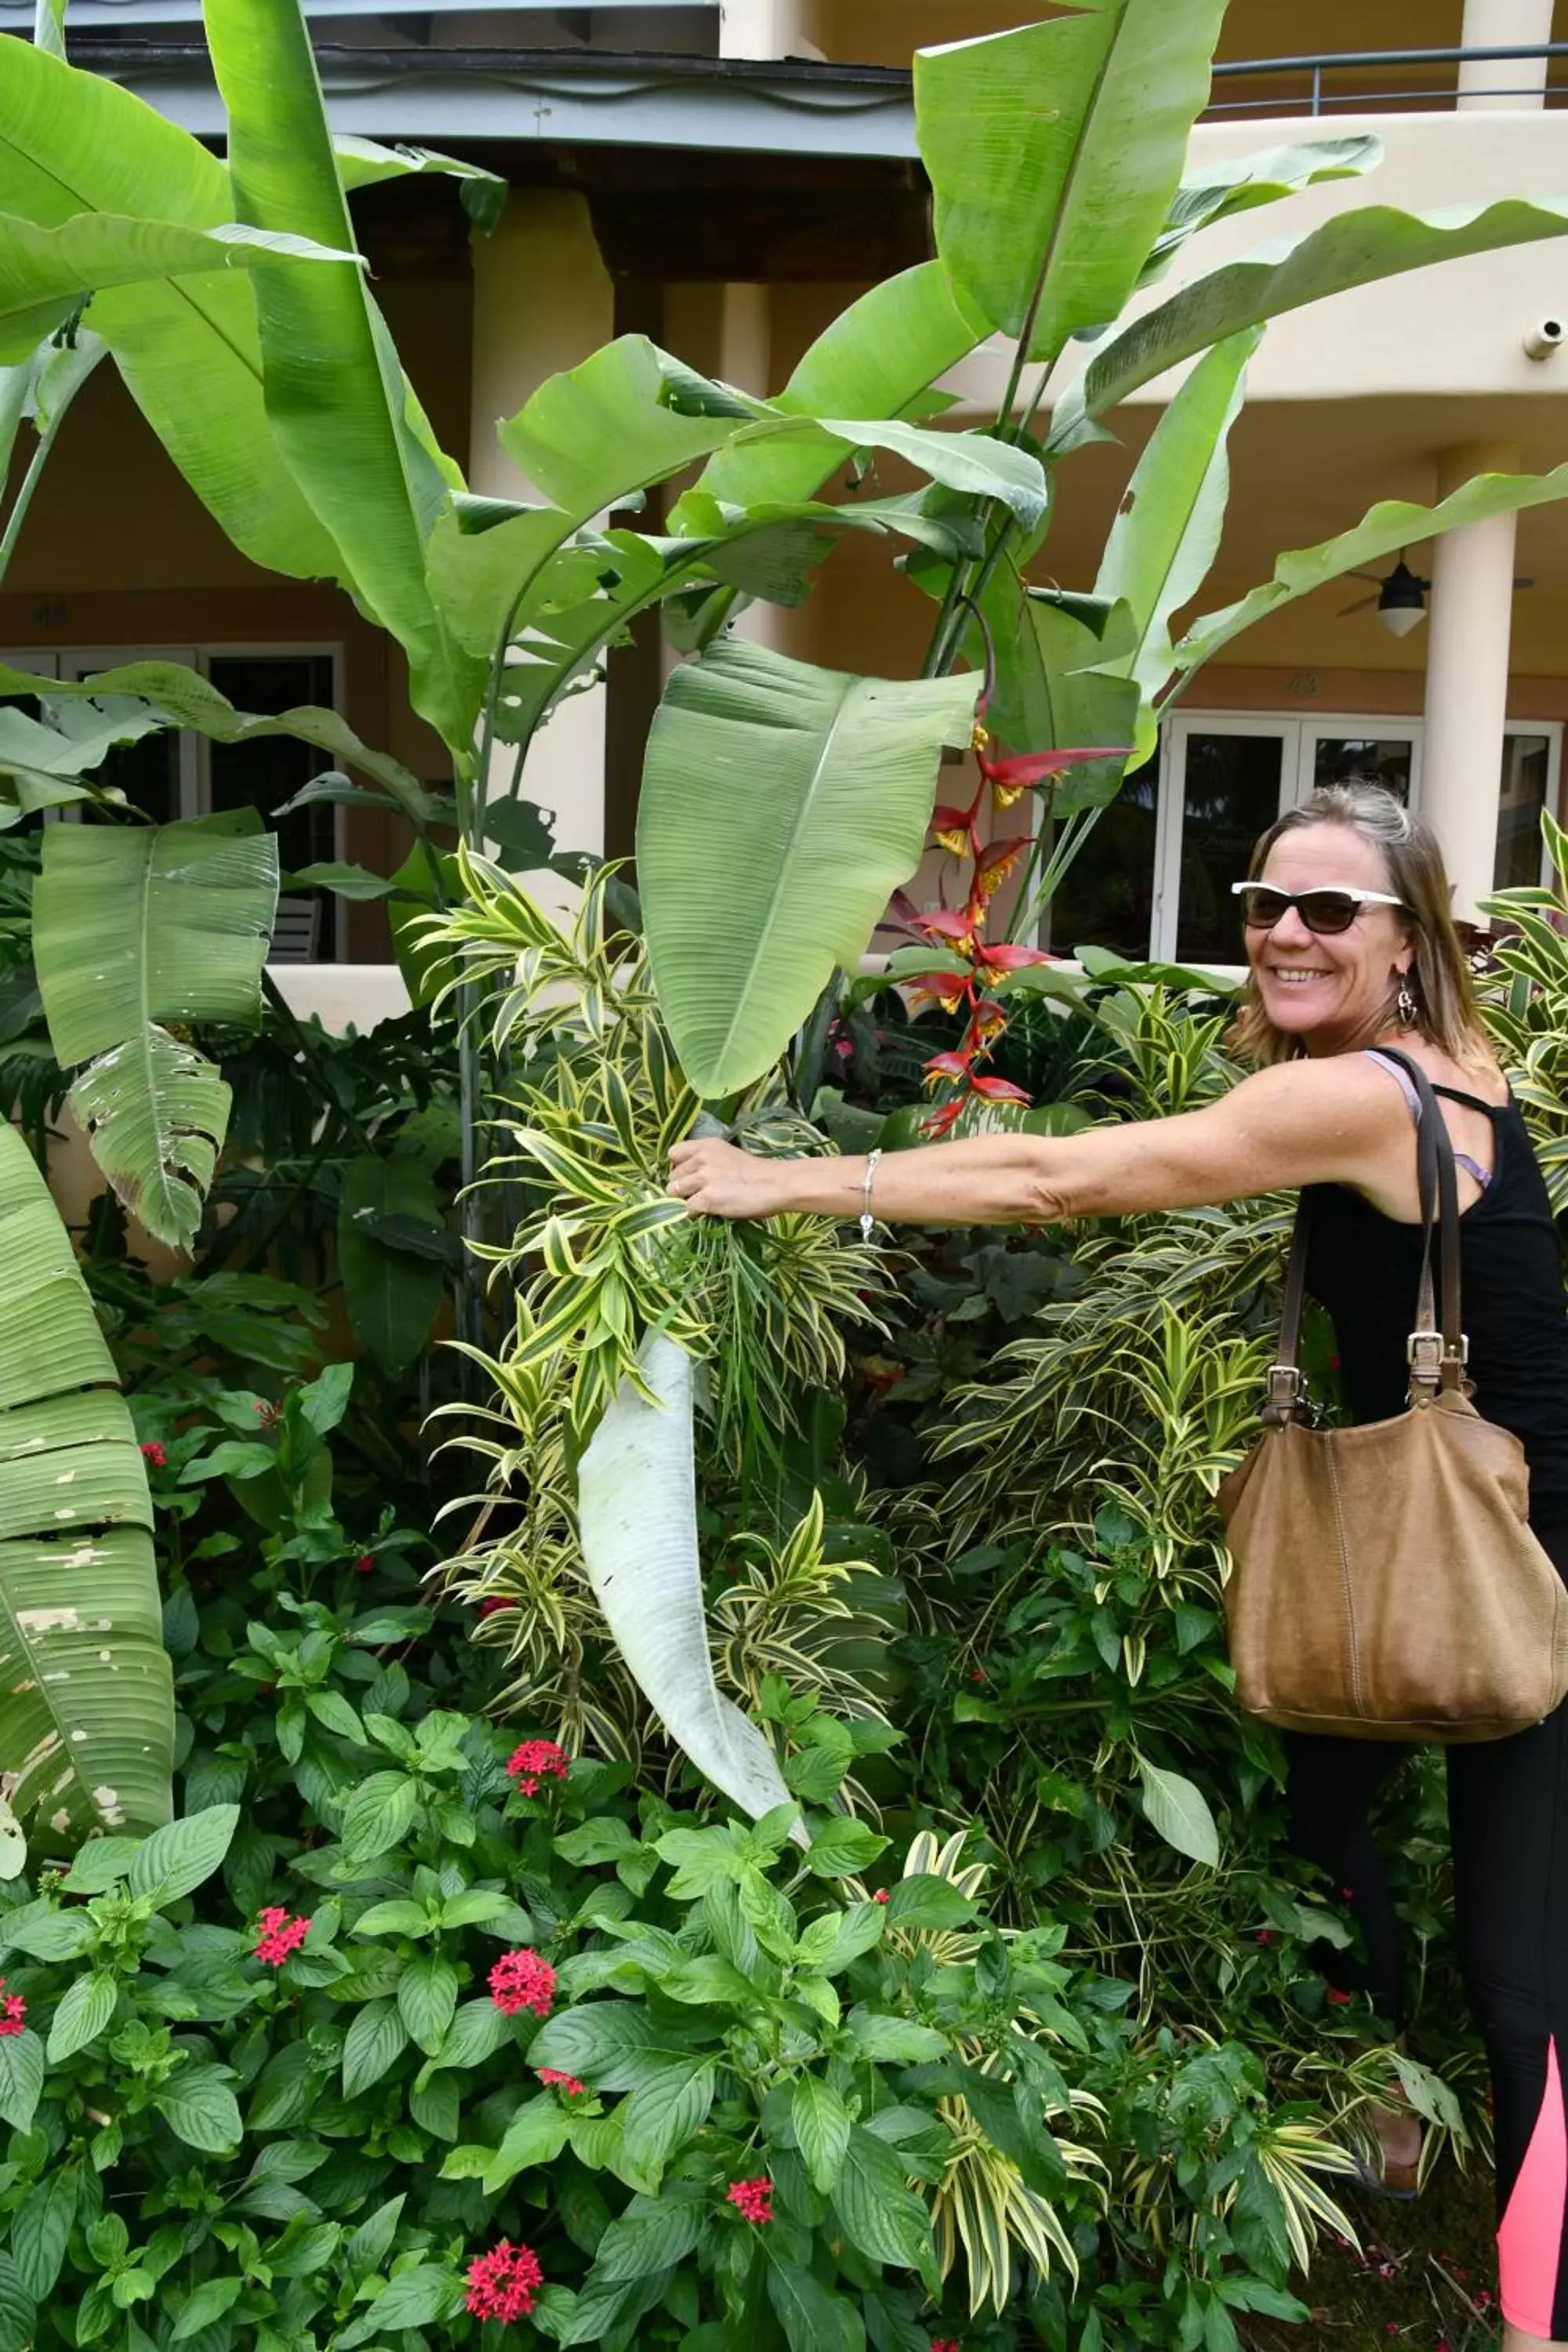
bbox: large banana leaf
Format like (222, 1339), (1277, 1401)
(971, 571), (1140, 816)
(0, 328), (105, 582)
(579, 1332), (800, 1834)
(0, 35), (343, 582)
(32, 811), (279, 1249)
(699, 260), (991, 512)
(1093, 328), (1260, 733)
(1137, 134), (1384, 292)
(915, 0), (1226, 361)
(1175, 460), (1568, 677)
(0, 1123), (171, 1849)
(0, 660), (447, 833)
(639, 639), (979, 1097)
(202, 0), (481, 747)
(1054, 194), (1568, 441)
(0, 209), (358, 364)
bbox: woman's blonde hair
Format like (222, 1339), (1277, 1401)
(1227, 780), (1495, 1073)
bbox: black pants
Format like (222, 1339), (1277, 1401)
(1284, 1523), (1568, 2340)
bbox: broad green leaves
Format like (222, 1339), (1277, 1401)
(1138, 1757), (1220, 1867)
(639, 639), (979, 1098)
(338, 1150), (449, 1381)
(916, 0), (1226, 360)
(0, 209), (358, 365)
(0, 1127), (171, 1846)
(1055, 193), (1568, 439)
(578, 1334), (800, 1828)
(33, 811), (278, 1249)
(202, 0), (480, 745)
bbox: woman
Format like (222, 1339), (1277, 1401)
(670, 782), (1568, 2351)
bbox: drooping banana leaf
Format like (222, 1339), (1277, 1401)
(915, 0), (1227, 361)
(0, 695), (162, 821)
(0, 209), (360, 365)
(32, 811), (279, 1250)
(0, 328), (106, 584)
(1174, 459), (1568, 678)
(638, 639), (981, 1098)
(579, 1332), (801, 1835)
(1053, 194), (1568, 444)
(0, 35), (344, 582)
(0, 660), (446, 833)
(333, 135), (506, 230)
(201, 0), (481, 746)
(0, 1122), (171, 1849)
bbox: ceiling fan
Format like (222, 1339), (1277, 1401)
(1338, 554), (1535, 636)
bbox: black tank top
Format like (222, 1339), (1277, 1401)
(1303, 1080), (1568, 1533)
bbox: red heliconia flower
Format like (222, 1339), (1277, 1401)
(726, 2176), (774, 2224)
(922, 1098), (967, 1141)
(253, 1906), (310, 1967)
(140, 1442), (167, 1469)
(909, 906), (980, 954)
(967, 1075), (1031, 1105)
(973, 728), (1131, 810)
(973, 941), (1054, 975)
(969, 837), (1030, 908)
(354, 1554), (376, 1577)
(490, 1947), (556, 2019)
(506, 1738), (570, 1797)
(0, 1979), (26, 2038)
(931, 798), (983, 860)
(921, 1049), (974, 1091)
(465, 2240), (544, 2324)
(536, 2067), (587, 2096)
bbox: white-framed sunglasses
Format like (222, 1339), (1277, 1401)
(1231, 881), (1410, 937)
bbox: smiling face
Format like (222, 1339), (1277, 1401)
(1246, 821), (1416, 1057)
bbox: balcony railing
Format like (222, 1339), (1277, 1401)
(1209, 42), (1568, 117)
(0, 0), (719, 21)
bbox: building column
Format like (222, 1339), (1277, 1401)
(720, 0), (822, 61)
(1421, 439), (1519, 920)
(468, 191), (615, 861)
(1458, 0), (1555, 107)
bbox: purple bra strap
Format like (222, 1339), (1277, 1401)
(1362, 1049), (1492, 1190)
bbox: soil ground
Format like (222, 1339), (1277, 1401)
(1243, 2158), (1504, 2351)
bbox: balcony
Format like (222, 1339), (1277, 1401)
(1207, 42), (1568, 118)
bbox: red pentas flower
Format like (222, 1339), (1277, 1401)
(140, 1441), (166, 1469)
(537, 2067), (586, 2096)
(1326, 1987), (1352, 2007)
(932, 2339), (963, 2352)
(0, 1978), (25, 2037)
(726, 2177), (773, 2225)
(873, 1889), (889, 1906)
(354, 1554), (375, 1577)
(506, 1739), (570, 1797)
(465, 2241), (543, 2324)
(253, 1907), (310, 1967)
(490, 1947), (555, 2019)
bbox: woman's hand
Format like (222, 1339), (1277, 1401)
(669, 1137), (788, 1221)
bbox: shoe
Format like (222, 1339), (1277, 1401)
(1348, 2144), (1420, 2201)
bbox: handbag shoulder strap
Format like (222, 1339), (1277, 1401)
(1265, 1046), (1466, 1421)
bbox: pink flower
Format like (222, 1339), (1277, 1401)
(1255, 1929), (1273, 1946)
(140, 1442), (166, 1469)
(0, 1979), (25, 2037)
(465, 2240), (543, 2323)
(506, 1739), (570, 1796)
(1327, 1987), (1351, 2007)
(537, 2067), (586, 2096)
(354, 1554), (375, 1577)
(873, 1890), (889, 1905)
(727, 2176), (773, 2225)
(478, 1598), (515, 1618)
(253, 1907), (310, 1967)
(489, 1948), (556, 2019)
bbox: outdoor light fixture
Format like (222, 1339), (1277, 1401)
(1338, 554), (1534, 637)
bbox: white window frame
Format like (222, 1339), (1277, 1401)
(0, 641), (347, 959)
(1153, 710), (1560, 960)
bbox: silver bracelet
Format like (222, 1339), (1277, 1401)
(859, 1149), (883, 1243)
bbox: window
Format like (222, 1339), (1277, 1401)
(1, 646), (343, 960)
(1048, 714), (1561, 964)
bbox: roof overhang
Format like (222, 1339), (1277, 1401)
(57, 43), (919, 162)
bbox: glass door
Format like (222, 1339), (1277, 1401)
(1296, 726), (1418, 807)
(1156, 719), (1292, 965)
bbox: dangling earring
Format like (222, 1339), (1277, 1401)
(1396, 976), (1419, 1029)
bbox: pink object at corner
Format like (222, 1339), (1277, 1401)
(1499, 2035), (1568, 2339)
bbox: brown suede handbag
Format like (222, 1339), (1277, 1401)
(1219, 1049), (1568, 1743)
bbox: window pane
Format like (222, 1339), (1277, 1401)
(1175, 731), (1287, 965)
(1044, 753), (1158, 959)
(1495, 733), (1551, 891)
(1311, 735), (1414, 800)
(207, 655), (337, 957)
(63, 677), (182, 826)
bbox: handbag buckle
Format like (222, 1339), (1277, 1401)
(1264, 1363), (1311, 1422)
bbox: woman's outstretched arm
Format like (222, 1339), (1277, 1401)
(669, 1055), (1405, 1229)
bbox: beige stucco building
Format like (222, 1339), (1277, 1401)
(6, 0), (1568, 1016)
